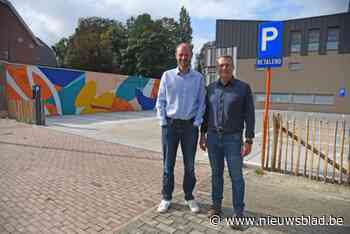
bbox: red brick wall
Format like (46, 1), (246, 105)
(0, 3), (39, 65)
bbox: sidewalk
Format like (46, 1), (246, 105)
(115, 169), (350, 234)
(0, 119), (210, 234)
(1, 118), (350, 234)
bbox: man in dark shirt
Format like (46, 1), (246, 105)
(200, 55), (255, 227)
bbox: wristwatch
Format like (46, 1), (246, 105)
(245, 138), (253, 145)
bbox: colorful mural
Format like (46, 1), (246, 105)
(2, 62), (160, 116)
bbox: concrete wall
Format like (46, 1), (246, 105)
(237, 53), (350, 114)
(1, 61), (160, 116)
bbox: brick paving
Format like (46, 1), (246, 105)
(1, 118), (350, 234)
(0, 119), (210, 234)
(116, 170), (350, 234)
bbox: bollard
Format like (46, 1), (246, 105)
(32, 85), (42, 125)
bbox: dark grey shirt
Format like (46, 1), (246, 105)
(201, 77), (255, 138)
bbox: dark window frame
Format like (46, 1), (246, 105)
(307, 28), (320, 53)
(290, 31), (302, 54)
(326, 27), (340, 51)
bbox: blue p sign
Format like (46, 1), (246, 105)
(256, 21), (283, 68)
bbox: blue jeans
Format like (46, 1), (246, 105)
(161, 120), (198, 201)
(207, 132), (245, 216)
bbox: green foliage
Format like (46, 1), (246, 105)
(62, 17), (126, 73)
(255, 167), (265, 176)
(52, 38), (68, 67)
(54, 7), (193, 77)
(178, 6), (193, 45)
(121, 14), (178, 77)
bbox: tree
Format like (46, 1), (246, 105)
(58, 17), (126, 73)
(120, 14), (155, 75)
(121, 14), (178, 77)
(178, 6), (193, 45)
(53, 8), (194, 77)
(52, 38), (68, 67)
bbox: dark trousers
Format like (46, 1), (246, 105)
(161, 119), (199, 201)
(207, 132), (245, 216)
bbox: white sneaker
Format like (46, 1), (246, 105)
(157, 200), (171, 213)
(186, 199), (200, 213)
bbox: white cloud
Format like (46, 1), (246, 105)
(9, 0), (349, 47)
(192, 36), (211, 55)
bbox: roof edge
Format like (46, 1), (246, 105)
(1, 0), (42, 46)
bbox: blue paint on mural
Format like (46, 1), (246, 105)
(116, 76), (150, 101)
(58, 74), (85, 114)
(39, 66), (84, 87)
(135, 89), (156, 110)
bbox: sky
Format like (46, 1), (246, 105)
(10, 0), (349, 56)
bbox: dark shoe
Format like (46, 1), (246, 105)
(230, 223), (244, 231)
(229, 215), (245, 231)
(207, 205), (221, 218)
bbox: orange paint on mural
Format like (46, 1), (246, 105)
(150, 79), (160, 98)
(111, 97), (134, 111)
(54, 85), (61, 92)
(5, 64), (32, 98)
(33, 72), (53, 100)
(6, 84), (21, 100)
(45, 104), (58, 115)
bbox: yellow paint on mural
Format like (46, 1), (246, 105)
(80, 106), (106, 115)
(75, 80), (96, 108)
(91, 92), (114, 109)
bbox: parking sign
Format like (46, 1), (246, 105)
(256, 21), (283, 68)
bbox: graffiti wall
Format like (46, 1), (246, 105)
(2, 62), (160, 116)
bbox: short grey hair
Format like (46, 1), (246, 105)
(216, 55), (234, 67)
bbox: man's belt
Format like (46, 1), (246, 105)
(212, 127), (242, 136)
(216, 127), (224, 134)
(166, 117), (194, 124)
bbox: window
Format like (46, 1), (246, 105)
(216, 48), (225, 58)
(1, 51), (8, 60)
(271, 94), (292, 103)
(227, 47), (233, 57)
(288, 62), (303, 71)
(254, 93), (334, 105)
(327, 27), (339, 51)
(292, 94), (314, 104)
(290, 31), (302, 53)
(314, 95), (334, 105)
(308, 29), (320, 52)
(206, 49), (211, 66)
(255, 93), (266, 102)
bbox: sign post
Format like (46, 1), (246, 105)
(256, 21), (283, 169)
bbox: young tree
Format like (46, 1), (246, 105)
(178, 6), (193, 45)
